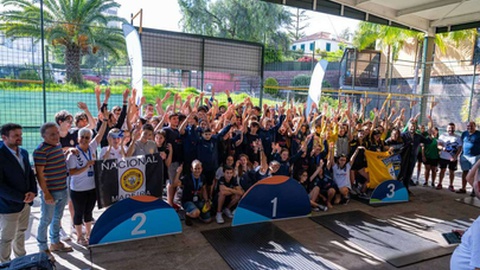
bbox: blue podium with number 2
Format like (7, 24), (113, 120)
(89, 195), (182, 246)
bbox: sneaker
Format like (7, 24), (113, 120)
(431, 182), (435, 187)
(448, 185), (455, 192)
(456, 188), (466, 194)
(177, 209), (186, 220)
(49, 242), (73, 252)
(222, 208), (234, 219)
(216, 212), (224, 224)
(471, 190), (476, 197)
(435, 184), (443, 190)
(409, 179), (417, 186)
(318, 205), (328, 211)
(59, 227), (71, 242)
(359, 193), (370, 200)
(77, 236), (89, 246)
(423, 182), (428, 187)
(350, 185), (360, 196)
(342, 197), (350, 205)
(185, 215), (193, 226)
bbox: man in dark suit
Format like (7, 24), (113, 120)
(0, 123), (37, 263)
(399, 120), (432, 193)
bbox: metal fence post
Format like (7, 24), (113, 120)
(40, 0), (47, 123)
(468, 61), (477, 121)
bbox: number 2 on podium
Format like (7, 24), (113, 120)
(131, 213), (147, 236)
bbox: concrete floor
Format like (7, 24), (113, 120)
(22, 169), (480, 270)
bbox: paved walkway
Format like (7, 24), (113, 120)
(21, 168), (479, 270)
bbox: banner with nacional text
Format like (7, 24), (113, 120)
(364, 150), (401, 189)
(94, 154), (164, 209)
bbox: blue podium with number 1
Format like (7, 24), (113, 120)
(232, 176), (311, 227)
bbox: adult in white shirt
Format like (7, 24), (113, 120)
(66, 114), (107, 246)
(437, 123), (463, 192)
(450, 158), (480, 270)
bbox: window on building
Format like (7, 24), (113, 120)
(300, 44), (305, 51)
(310, 42), (315, 51)
(292, 45), (297, 50)
(326, 43), (331, 52)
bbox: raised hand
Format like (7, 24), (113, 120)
(94, 85), (101, 97)
(123, 88), (130, 100)
(77, 102), (88, 111)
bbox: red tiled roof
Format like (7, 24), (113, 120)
(294, 31), (349, 43)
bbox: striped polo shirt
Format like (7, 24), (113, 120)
(33, 142), (67, 191)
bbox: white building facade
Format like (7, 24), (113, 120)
(291, 32), (349, 53)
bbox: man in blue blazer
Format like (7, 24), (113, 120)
(0, 123), (37, 263)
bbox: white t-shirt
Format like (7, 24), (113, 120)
(67, 141), (98, 191)
(450, 215), (480, 269)
(438, 133), (462, 160)
(100, 145), (127, 160)
(133, 140), (158, 156)
(332, 163), (352, 189)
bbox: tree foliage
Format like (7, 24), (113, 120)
(0, 0), (127, 84)
(264, 77), (279, 96)
(291, 74), (311, 86)
(178, 0), (292, 56)
(286, 8), (309, 42)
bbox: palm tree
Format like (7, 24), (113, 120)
(354, 22), (475, 93)
(354, 22), (418, 92)
(0, 0), (127, 84)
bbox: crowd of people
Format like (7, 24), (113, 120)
(1, 86), (480, 264)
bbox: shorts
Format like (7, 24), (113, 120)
(319, 186), (338, 198)
(439, 159), (458, 171)
(460, 155), (480, 171)
(183, 201), (211, 221)
(416, 151), (423, 161)
(167, 162), (180, 183)
(424, 158), (438, 167)
(351, 158), (367, 171)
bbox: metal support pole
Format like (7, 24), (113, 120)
(468, 61), (477, 121)
(419, 36), (435, 124)
(259, 44), (265, 107)
(200, 39), (205, 94)
(40, 0), (47, 123)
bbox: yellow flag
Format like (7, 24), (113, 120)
(364, 149), (400, 188)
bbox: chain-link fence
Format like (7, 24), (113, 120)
(0, 23), (265, 157)
(262, 46), (479, 132)
(1, 19), (479, 156)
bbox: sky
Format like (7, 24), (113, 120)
(115, 0), (359, 38)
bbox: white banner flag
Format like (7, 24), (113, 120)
(307, 60), (328, 116)
(122, 23), (143, 106)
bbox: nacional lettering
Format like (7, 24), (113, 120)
(101, 155), (158, 170)
(111, 190), (151, 202)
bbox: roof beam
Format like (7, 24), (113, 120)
(397, 0), (465, 17)
(331, 0), (431, 32)
(355, 0), (371, 6)
(431, 11), (480, 27)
